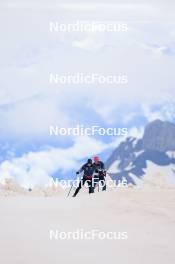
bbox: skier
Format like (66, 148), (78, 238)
(92, 156), (107, 191)
(72, 159), (95, 197)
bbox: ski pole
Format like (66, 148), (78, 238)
(67, 183), (73, 198)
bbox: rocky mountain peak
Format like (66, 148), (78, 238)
(143, 119), (175, 152)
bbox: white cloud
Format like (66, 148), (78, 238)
(0, 94), (71, 137)
(72, 34), (105, 51)
(123, 112), (138, 124)
(128, 126), (144, 138)
(0, 135), (114, 188)
(142, 99), (175, 122)
(0, 0), (174, 182)
(140, 43), (174, 56)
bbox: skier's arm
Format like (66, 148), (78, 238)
(76, 165), (84, 174)
(101, 162), (107, 176)
(100, 161), (105, 170)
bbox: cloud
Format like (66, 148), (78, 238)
(141, 43), (175, 56)
(123, 112), (139, 124)
(0, 0), (175, 187)
(0, 135), (115, 188)
(128, 126), (144, 138)
(72, 34), (105, 51)
(142, 99), (175, 122)
(0, 94), (72, 138)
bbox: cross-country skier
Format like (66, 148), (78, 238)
(72, 159), (95, 197)
(92, 156), (107, 191)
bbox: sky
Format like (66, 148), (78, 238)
(0, 0), (175, 187)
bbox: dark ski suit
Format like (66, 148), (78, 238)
(93, 161), (107, 191)
(73, 162), (95, 197)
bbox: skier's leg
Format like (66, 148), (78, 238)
(73, 178), (85, 197)
(88, 179), (94, 194)
(91, 175), (99, 192)
(99, 176), (107, 191)
(102, 178), (107, 191)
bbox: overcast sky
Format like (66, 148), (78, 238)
(0, 1), (175, 187)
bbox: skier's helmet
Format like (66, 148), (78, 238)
(87, 158), (92, 164)
(94, 156), (100, 162)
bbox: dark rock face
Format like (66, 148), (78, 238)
(106, 120), (175, 184)
(143, 120), (175, 152)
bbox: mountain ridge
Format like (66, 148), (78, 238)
(106, 119), (175, 185)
